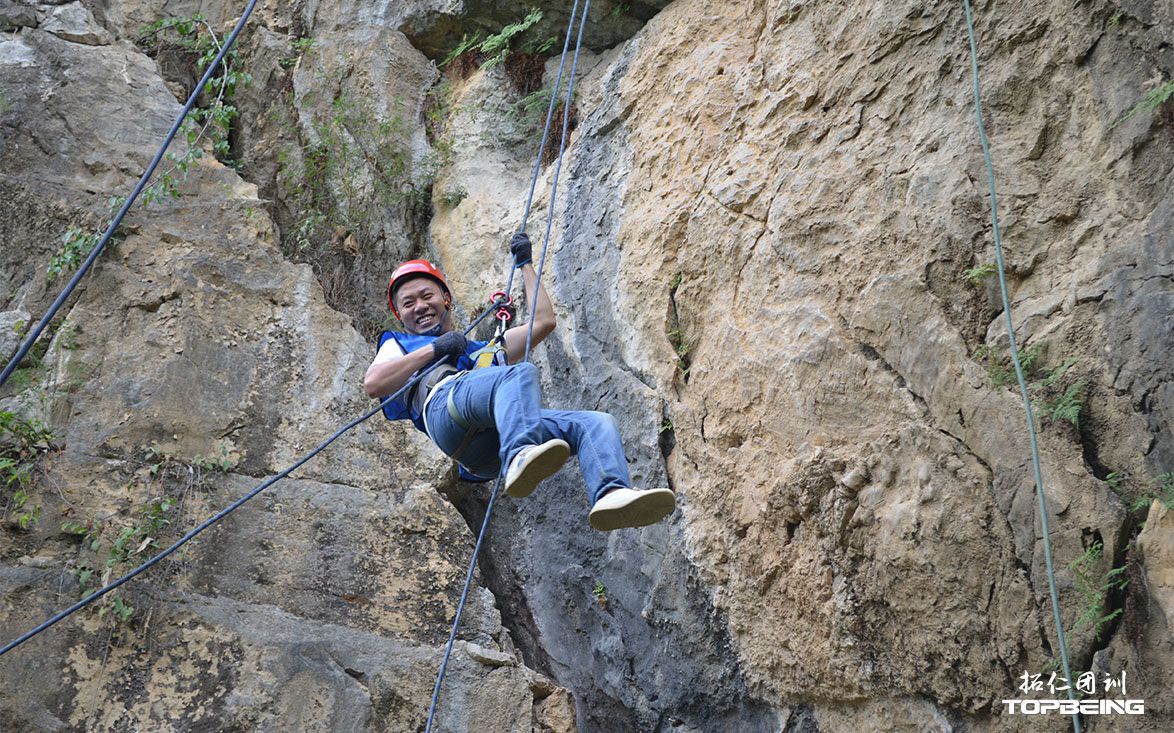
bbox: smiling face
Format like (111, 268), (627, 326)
(393, 276), (452, 335)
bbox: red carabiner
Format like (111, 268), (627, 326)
(491, 290), (513, 323)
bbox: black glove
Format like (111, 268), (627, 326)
(432, 330), (467, 361)
(510, 232), (532, 266)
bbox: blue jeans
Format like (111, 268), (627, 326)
(424, 362), (631, 505)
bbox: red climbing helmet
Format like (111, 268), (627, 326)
(387, 260), (451, 320)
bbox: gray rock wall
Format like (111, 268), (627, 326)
(1, 0), (1172, 731)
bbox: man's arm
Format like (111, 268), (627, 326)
(364, 331), (468, 399)
(363, 343), (436, 399)
(502, 262), (556, 364)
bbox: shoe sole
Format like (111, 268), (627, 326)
(589, 489), (677, 531)
(505, 439), (570, 498)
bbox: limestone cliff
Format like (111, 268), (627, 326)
(1, 0), (1172, 732)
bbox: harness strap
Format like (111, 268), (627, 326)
(446, 387), (471, 431)
(442, 324), (507, 468)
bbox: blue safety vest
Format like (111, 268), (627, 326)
(376, 330), (500, 483)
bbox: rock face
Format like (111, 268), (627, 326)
(0, 5), (571, 731)
(1, 0), (1172, 732)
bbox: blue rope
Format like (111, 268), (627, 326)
(518, 0), (584, 232)
(422, 476), (503, 731)
(0, 0), (261, 390)
(0, 398), (385, 657)
(961, 3), (1081, 730)
(525, 0), (590, 362)
(0, 303), (505, 658)
(424, 2), (591, 729)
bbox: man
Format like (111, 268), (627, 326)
(364, 234), (676, 531)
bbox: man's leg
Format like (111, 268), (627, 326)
(431, 364), (568, 495)
(540, 409), (676, 531)
(538, 410), (630, 505)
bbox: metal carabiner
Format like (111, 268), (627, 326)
(490, 290), (513, 325)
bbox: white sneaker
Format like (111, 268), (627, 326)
(588, 488), (676, 531)
(504, 439), (570, 498)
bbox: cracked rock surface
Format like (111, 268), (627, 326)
(1, 0), (1172, 731)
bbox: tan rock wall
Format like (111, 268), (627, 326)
(2, 0), (1171, 731)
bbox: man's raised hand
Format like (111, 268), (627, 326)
(510, 232), (532, 267)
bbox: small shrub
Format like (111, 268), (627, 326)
(1069, 541), (1128, 640)
(1114, 78), (1174, 129)
(1043, 380), (1086, 428)
(438, 187), (468, 208)
(281, 36), (315, 67)
(1105, 471), (1124, 493)
(479, 9), (544, 69)
(592, 580), (608, 608)
(440, 32), (484, 73)
(191, 443), (235, 473)
(1130, 472), (1174, 512)
(962, 263), (996, 284)
(48, 228), (98, 280)
(439, 10), (547, 77)
(1, 411), (53, 530)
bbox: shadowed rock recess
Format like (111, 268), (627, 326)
(1, 0), (1171, 731)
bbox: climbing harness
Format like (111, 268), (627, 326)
(961, 2), (1080, 731)
(439, 292), (514, 476)
(0, 0), (263, 390)
(0, 3), (1076, 731)
(423, 1), (592, 729)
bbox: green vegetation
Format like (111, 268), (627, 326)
(48, 16), (250, 281)
(440, 32), (485, 70)
(1114, 78), (1174, 129)
(280, 36), (316, 68)
(1106, 471), (1124, 493)
(480, 9), (547, 68)
(64, 494), (177, 624)
(962, 263), (997, 285)
(60, 442), (229, 624)
(279, 93), (428, 257)
(438, 187), (468, 209)
(1127, 472), (1174, 513)
(513, 80), (577, 131)
(3, 320), (55, 393)
(592, 580), (608, 607)
(1042, 379), (1087, 428)
(973, 344), (1086, 428)
(48, 227), (99, 280)
(659, 419), (673, 434)
(1, 411), (53, 530)
(190, 442), (236, 473)
(0, 92), (11, 116)
(440, 9), (550, 71)
(1068, 541), (1128, 640)
(135, 14), (250, 170)
(667, 327), (692, 377)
